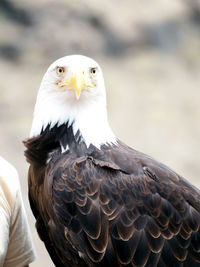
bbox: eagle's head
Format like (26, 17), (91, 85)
(40, 55), (106, 102)
(30, 55), (116, 148)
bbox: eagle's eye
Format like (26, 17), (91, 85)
(90, 67), (98, 77)
(56, 66), (65, 76)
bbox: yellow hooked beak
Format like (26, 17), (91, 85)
(58, 71), (94, 100)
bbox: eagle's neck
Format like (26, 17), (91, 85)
(30, 92), (116, 150)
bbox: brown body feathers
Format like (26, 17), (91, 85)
(24, 123), (200, 266)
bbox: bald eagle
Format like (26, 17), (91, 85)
(24, 55), (200, 267)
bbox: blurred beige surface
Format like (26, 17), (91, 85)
(0, 0), (200, 266)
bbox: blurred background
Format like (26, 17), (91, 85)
(0, 0), (200, 266)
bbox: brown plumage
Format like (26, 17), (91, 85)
(24, 123), (200, 267)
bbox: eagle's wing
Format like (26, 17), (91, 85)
(28, 165), (68, 267)
(49, 154), (200, 266)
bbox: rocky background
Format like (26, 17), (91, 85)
(0, 0), (200, 266)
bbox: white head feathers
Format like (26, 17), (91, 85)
(30, 55), (116, 148)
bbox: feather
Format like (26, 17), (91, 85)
(111, 227), (140, 264)
(132, 230), (151, 266)
(145, 230), (164, 253)
(87, 213), (109, 253)
(78, 203), (101, 239)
